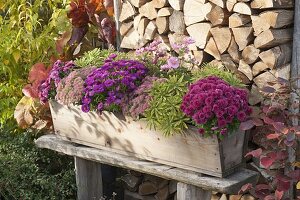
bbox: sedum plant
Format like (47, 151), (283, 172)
(74, 48), (129, 68)
(122, 76), (166, 119)
(56, 66), (96, 105)
(144, 75), (192, 136)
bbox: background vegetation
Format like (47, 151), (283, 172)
(0, 1), (76, 198)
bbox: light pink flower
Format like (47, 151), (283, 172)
(167, 57), (180, 69)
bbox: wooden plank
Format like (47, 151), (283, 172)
(35, 135), (259, 194)
(75, 157), (103, 200)
(177, 182), (212, 200)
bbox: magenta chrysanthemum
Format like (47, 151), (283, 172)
(181, 76), (251, 136)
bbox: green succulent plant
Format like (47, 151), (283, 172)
(144, 75), (192, 136)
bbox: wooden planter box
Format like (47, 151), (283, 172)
(49, 100), (247, 178)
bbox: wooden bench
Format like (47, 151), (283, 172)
(35, 135), (259, 200)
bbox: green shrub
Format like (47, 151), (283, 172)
(0, 0), (69, 126)
(192, 64), (244, 87)
(0, 128), (76, 199)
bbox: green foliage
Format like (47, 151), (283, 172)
(144, 75), (192, 136)
(74, 48), (130, 67)
(0, 0), (70, 125)
(192, 64), (244, 87)
(0, 128), (76, 199)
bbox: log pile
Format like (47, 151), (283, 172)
(122, 171), (257, 200)
(122, 171), (177, 200)
(119, 0), (294, 105)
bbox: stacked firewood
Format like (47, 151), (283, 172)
(122, 171), (177, 200)
(121, 171), (257, 200)
(119, 0), (294, 105)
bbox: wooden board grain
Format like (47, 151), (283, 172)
(49, 101), (245, 177)
(75, 157), (103, 200)
(35, 134), (259, 194)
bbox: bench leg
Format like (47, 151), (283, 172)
(75, 157), (103, 200)
(177, 182), (212, 200)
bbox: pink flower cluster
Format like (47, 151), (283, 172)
(122, 76), (166, 119)
(181, 76), (251, 136)
(56, 67), (96, 105)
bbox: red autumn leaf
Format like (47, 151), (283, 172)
(276, 151), (288, 160)
(256, 184), (272, 191)
(252, 118), (264, 126)
(260, 156), (275, 169)
(273, 122), (289, 135)
(22, 84), (37, 99)
(264, 195), (275, 200)
(266, 152), (277, 160)
(238, 183), (252, 195)
(287, 170), (300, 181)
(277, 179), (290, 192)
(267, 133), (281, 140)
(28, 63), (50, 83)
(68, 0), (90, 27)
(263, 105), (270, 113)
(263, 116), (274, 125)
(245, 148), (262, 158)
(275, 190), (284, 200)
(239, 120), (255, 130)
(22, 63), (51, 99)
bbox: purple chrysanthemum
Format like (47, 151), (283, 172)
(82, 59), (148, 113)
(39, 60), (77, 103)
